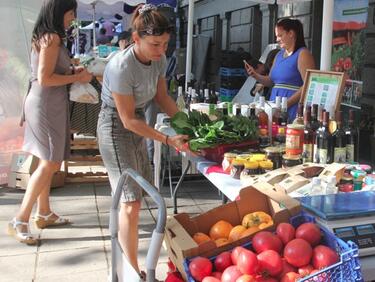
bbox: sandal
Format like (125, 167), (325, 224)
(7, 218), (38, 245)
(34, 212), (70, 229)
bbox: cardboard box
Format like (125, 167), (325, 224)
(10, 152), (39, 174)
(8, 171), (65, 189)
(277, 175), (311, 193)
(319, 163), (346, 183)
(164, 184), (301, 280)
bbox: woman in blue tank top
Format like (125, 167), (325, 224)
(245, 18), (315, 121)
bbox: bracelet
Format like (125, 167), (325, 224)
(165, 135), (169, 146)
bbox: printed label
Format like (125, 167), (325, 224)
(319, 149), (328, 164)
(302, 144), (313, 163)
(346, 144), (355, 162)
(313, 144), (319, 163)
(286, 135), (300, 149)
(334, 147), (346, 163)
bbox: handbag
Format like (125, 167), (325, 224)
(69, 76), (101, 104)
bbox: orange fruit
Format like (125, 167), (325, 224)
(192, 232), (212, 245)
(240, 226), (260, 239)
(228, 225), (247, 242)
(215, 237), (230, 247)
(209, 220), (233, 240)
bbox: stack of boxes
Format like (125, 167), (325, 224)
(219, 50), (250, 102)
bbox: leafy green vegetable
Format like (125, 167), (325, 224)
(171, 110), (258, 151)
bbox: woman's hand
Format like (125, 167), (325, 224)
(77, 68), (93, 83)
(167, 135), (189, 151)
(74, 65), (85, 73)
(244, 61), (259, 80)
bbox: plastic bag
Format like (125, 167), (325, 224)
(69, 77), (101, 104)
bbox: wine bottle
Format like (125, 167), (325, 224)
(316, 111), (333, 164)
(258, 96), (270, 147)
(311, 104), (320, 132)
(332, 111), (346, 163)
(293, 103), (304, 125)
(345, 110), (359, 163)
(302, 105), (314, 163)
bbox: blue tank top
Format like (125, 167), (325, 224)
(269, 47), (305, 121)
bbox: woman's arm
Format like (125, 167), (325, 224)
(37, 33), (92, 87)
(287, 49), (316, 108)
(113, 93), (188, 150)
(153, 76), (179, 117)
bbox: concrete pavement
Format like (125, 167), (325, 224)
(0, 178), (222, 281)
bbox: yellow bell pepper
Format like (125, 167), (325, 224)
(241, 211), (273, 229)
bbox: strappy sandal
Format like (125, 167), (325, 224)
(7, 218), (38, 245)
(34, 212), (70, 229)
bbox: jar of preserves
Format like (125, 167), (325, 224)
(230, 159), (245, 179)
(222, 152), (237, 173)
(282, 154), (302, 168)
(259, 160), (274, 174)
(285, 124), (304, 155)
(236, 154), (252, 162)
(241, 161), (259, 178)
(250, 153), (266, 162)
(264, 146), (283, 169)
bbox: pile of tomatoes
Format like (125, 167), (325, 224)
(188, 222), (339, 282)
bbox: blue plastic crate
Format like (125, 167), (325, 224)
(219, 67), (247, 77)
(183, 212), (363, 282)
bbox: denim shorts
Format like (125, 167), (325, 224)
(97, 104), (152, 202)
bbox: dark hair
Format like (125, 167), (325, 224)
(132, 4), (173, 37)
(32, 0), (77, 51)
(276, 18), (306, 53)
(118, 30), (132, 41)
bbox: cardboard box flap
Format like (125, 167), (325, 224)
(251, 182), (301, 217)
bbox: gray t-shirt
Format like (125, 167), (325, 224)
(101, 45), (167, 109)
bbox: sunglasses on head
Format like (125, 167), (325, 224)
(139, 25), (174, 36)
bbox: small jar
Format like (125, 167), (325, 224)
(285, 124), (304, 155)
(222, 152), (237, 173)
(230, 159), (245, 179)
(282, 154), (302, 168)
(264, 146), (283, 169)
(338, 183), (354, 193)
(351, 170), (367, 191)
(259, 160), (274, 174)
(340, 173), (353, 185)
(236, 154), (252, 162)
(241, 161), (259, 177)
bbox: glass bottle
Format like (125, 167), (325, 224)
(325, 176), (338, 194)
(204, 88), (210, 104)
(272, 96), (281, 139)
(316, 111), (333, 164)
(310, 177), (323, 195)
(345, 110), (359, 163)
(293, 103), (304, 125)
(311, 104), (320, 132)
(176, 86), (186, 112)
(302, 105), (314, 163)
(249, 104), (258, 127)
(257, 96), (270, 148)
(279, 97), (288, 128)
(332, 111), (346, 163)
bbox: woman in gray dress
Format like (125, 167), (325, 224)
(97, 4), (190, 279)
(8, 0), (92, 245)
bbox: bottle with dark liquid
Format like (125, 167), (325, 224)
(345, 110), (359, 163)
(316, 111), (333, 164)
(311, 104), (320, 132)
(332, 111), (346, 163)
(293, 103), (304, 125)
(302, 105), (314, 163)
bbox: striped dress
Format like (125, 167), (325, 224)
(269, 47), (305, 121)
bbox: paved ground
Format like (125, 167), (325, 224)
(0, 177), (222, 282)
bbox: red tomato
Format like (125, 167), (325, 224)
(280, 272), (301, 282)
(252, 231), (283, 254)
(189, 256), (213, 281)
(214, 251), (233, 272)
(211, 271), (222, 280)
(283, 239), (313, 267)
(231, 246), (246, 265)
(222, 265), (243, 282)
(256, 250), (283, 277)
(254, 275), (278, 282)
(202, 277), (220, 282)
(278, 258), (297, 279)
(298, 264), (314, 277)
(237, 249), (259, 275)
(312, 245), (339, 269)
(295, 223), (322, 247)
(165, 271), (184, 282)
(236, 274), (256, 282)
(276, 223), (295, 245)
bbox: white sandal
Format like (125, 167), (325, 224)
(34, 212), (70, 229)
(7, 218), (38, 245)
